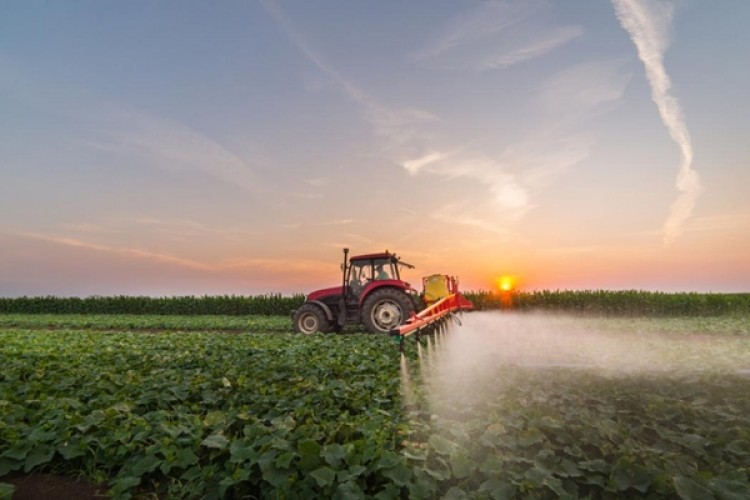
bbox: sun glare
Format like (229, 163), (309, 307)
(496, 275), (516, 292)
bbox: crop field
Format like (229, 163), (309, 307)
(1, 312), (749, 499)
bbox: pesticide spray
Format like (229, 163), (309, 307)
(398, 311), (750, 496)
(410, 311), (750, 409)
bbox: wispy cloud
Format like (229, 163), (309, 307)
(306, 177), (330, 187)
(535, 60), (631, 119)
(612, 0), (702, 244)
(261, 0), (436, 155)
(312, 219), (354, 226)
(430, 202), (515, 236)
(411, 0), (582, 71)
(12, 229), (338, 277)
(477, 26), (584, 71)
(264, 0), (622, 236)
(0, 55), (264, 198)
(88, 107), (264, 195)
(18, 231), (214, 271)
(403, 152), (445, 175)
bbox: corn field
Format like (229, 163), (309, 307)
(0, 294), (305, 316)
(464, 290), (750, 316)
(0, 291), (748, 316)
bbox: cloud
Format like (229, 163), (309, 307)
(535, 60), (631, 118)
(401, 132), (594, 222)
(612, 0), (702, 244)
(0, 56), (265, 198)
(89, 107), (263, 194)
(306, 177), (330, 187)
(264, 0), (617, 236)
(477, 26), (584, 71)
(411, 0), (582, 71)
(430, 202), (515, 236)
(403, 152), (445, 175)
(312, 219), (354, 226)
(262, 0), (436, 155)
(17, 231), (214, 271)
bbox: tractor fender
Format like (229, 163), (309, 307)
(307, 300), (334, 321)
(358, 282), (416, 307)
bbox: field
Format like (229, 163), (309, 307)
(1, 312), (749, 499)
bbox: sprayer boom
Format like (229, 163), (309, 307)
(390, 274), (473, 352)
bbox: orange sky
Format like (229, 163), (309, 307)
(2, 2), (749, 296)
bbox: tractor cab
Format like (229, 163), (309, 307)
(346, 253), (403, 299)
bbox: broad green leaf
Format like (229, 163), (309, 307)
(28, 428), (56, 442)
(428, 435), (456, 456)
(479, 479), (515, 500)
(260, 462), (290, 488)
(130, 454), (161, 476)
(297, 438), (321, 456)
(334, 480), (366, 500)
(173, 448), (199, 469)
(309, 466), (336, 487)
(382, 463), (412, 487)
(673, 476), (715, 500)
(518, 428), (545, 448)
(450, 452), (473, 480)
(578, 459), (610, 473)
(611, 460), (654, 493)
(229, 441), (256, 464)
(0, 482), (16, 499)
(24, 446), (54, 472)
(0, 458), (20, 477)
(110, 475), (141, 498)
(443, 486), (468, 499)
(203, 411), (226, 428)
(201, 434), (229, 450)
(322, 444), (346, 468)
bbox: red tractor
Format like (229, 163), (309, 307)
(292, 249), (424, 334)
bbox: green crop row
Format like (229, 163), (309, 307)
(0, 330), (408, 499)
(1, 291), (748, 317)
(2, 322), (749, 498)
(0, 314), (292, 333)
(464, 290), (750, 316)
(0, 294), (306, 316)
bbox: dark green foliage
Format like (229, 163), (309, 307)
(0, 294), (305, 316)
(0, 314), (291, 332)
(2, 291), (749, 316)
(403, 365), (750, 498)
(1, 317), (749, 498)
(465, 290), (750, 316)
(0, 330), (408, 499)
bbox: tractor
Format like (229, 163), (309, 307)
(292, 249), (425, 334)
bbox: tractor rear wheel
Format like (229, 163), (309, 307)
(362, 288), (415, 334)
(293, 303), (331, 334)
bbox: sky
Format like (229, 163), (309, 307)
(1, 0), (749, 297)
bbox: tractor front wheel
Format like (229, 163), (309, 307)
(293, 303), (331, 334)
(362, 288), (415, 334)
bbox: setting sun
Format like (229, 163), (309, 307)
(496, 275), (517, 292)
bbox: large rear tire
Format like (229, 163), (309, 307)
(362, 288), (415, 334)
(293, 303), (331, 334)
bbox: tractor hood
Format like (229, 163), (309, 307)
(307, 286), (344, 302)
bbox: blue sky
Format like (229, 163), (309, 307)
(1, 0), (749, 296)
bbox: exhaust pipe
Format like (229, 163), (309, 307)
(340, 248), (349, 326)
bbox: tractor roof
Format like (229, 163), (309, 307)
(350, 252), (394, 262)
(350, 251), (415, 269)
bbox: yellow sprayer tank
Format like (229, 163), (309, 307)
(423, 274), (451, 305)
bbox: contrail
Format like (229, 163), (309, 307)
(612, 0), (702, 244)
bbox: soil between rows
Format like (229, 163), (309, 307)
(3, 473), (107, 500)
